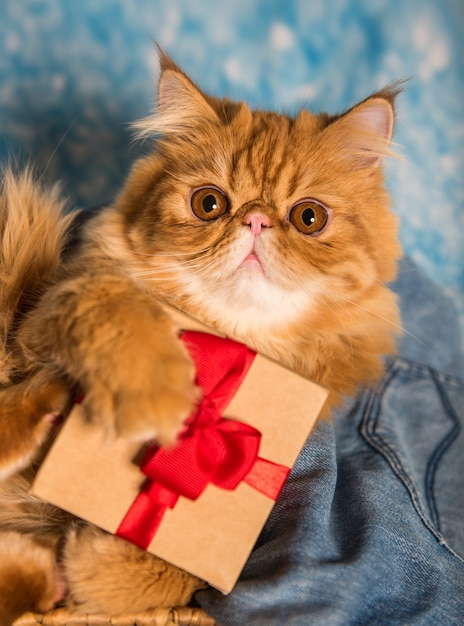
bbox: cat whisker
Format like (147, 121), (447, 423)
(131, 256), (217, 274)
(129, 256), (221, 281)
(129, 246), (214, 259)
(39, 116), (80, 181)
(135, 276), (184, 283)
(131, 261), (204, 275)
(334, 293), (428, 348)
(301, 285), (355, 364)
(133, 248), (220, 275)
(140, 266), (220, 282)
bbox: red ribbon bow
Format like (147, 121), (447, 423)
(116, 331), (290, 550)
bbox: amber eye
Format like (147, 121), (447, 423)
(288, 199), (329, 235)
(190, 187), (229, 221)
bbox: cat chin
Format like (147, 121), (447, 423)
(176, 270), (315, 338)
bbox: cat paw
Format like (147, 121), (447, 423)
(113, 337), (199, 445)
(64, 525), (207, 613)
(83, 319), (199, 446)
(0, 372), (72, 480)
(0, 531), (65, 623)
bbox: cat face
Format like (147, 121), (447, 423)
(117, 51), (401, 341)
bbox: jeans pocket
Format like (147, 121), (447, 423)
(360, 358), (464, 561)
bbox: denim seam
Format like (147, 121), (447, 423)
(425, 369), (461, 531)
(360, 359), (464, 564)
(391, 357), (463, 388)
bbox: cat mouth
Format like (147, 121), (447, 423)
(239, 251), (264, 272)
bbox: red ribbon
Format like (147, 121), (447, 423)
(116, 331), (290, 550)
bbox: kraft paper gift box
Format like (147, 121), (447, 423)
(31, 306), (328, 593)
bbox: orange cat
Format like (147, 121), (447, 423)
(0, 49), (402, 621)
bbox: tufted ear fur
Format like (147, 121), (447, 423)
(324, 84), (402, 168)
(133, 45), (220, 139)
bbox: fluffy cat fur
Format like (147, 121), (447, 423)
(0, 48), (402, 622)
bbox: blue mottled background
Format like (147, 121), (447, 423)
(1, 0), (463, 338)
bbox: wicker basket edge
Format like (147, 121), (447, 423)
(13, 606), (217, 626)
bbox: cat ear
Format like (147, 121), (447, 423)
(133, 45), (220, 138)
(325, 86), (401, 168)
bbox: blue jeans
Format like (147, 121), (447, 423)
(197, 256), (464, 625)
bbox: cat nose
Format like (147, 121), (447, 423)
(243, 212), (270, 236)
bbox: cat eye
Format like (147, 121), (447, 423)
(288, 199), (329, 235)
(190, 186), (229, 221)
